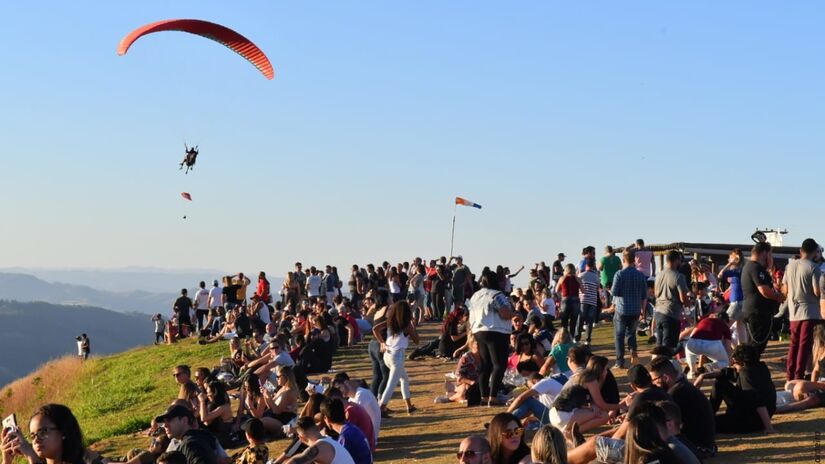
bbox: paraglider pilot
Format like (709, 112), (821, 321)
(180, 144), (198, 174)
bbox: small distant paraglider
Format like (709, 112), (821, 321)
(181, 192), (192, 219)
(180, 143), (198, 174)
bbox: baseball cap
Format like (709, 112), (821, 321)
(154, 405), (195, 424)
(558, 253), (566, 258)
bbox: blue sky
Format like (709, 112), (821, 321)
(1, 1), (822, 277)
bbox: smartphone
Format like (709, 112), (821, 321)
(2, 414), (18, 433)
(263, 380), (277, 394)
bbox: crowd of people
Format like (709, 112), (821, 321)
(3, 238), (825, 464)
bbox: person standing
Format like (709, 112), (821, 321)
(598, 246), (622, 307)
(718, 249), (747, 345)
(555, 264), (582, 337)
(551, 253), (566, 283)
(632, 239), (656, 278)
(450, 256), (471, 310)
(372, 301), (419, 415)
(653, 251), (689, 352)
(741, 242), (785, 355)
(782, 238), (822, 380)
(468, 270), (516, 406)
(255, 272), (271, 304)
(610, 249), (649, 368)
(174, 289), (194, 337)
(194, 281), (210, 333)
(152, 313), (166, 344)
(325, 265), (338, 305)
(577, 259), (601, 345)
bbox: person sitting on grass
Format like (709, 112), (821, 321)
(549, 355), (620, 435)
(320, 398), (373, 464)
(693, 343), (776, 434)
(156, 451), (187, 464)
(285, 416), (356, 464)
(539, 329), (574, 377)
(235, 419), (268, 464)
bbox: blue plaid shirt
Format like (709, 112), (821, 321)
(611, 266), (648, 316)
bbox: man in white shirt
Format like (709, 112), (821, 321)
(194, 281), (210, 332)
(307, 267), (322, 300)
(506, 372), (564, 424)
(333, 375), (381, 444)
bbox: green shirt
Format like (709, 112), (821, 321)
(599, 255), (622, 287)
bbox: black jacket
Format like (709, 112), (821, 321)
(179, 428), (218, 464)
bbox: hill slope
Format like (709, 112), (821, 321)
(0, 272), (175, 315)
(0, 300), (154, 386)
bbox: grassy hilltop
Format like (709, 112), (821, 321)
(1, 325), (822, 463)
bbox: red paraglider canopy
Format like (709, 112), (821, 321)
(181, 192), (192, 201)
(118, 19), (275, 80)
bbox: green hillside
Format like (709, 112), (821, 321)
(0, 338), (226, 444)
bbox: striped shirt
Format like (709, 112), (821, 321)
(579, 270), (600, 306)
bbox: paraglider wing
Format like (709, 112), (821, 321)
(118, 19), (275, 80)
(181, 192), (192, 201)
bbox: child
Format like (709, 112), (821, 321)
(237, 418), (269, 464)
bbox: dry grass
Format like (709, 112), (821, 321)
(0, 356), (87, 420)
(89, 323), (825, 464)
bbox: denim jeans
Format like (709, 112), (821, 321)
(576, 303), (599, 343)
(380, 348), (410, 405)
(653, 312), (680, 351)
(512, 397), (550, 424)
(614, 314), (639, 362)
(559, 298), (580, 336)
(368, 339), (389, 398)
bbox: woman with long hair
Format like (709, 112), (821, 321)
(1, 404), (101, 464)
(555, 264), (582, 337)
(373, 301), (419, 415)
(388, 267), (402, 304)
(487, 413), (531, 464)
(438, 306), (469, 358)
(468, 270), (516, 406)
(623, 413), (679, 464)
(198, 381), (234, 447)
(530, 425), (567, 464)
(261, 366), (299, 431)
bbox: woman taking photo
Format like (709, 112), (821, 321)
(1, 404), (102, 464)
(261, 366), (299, 432)
(373, 301), (419, 415)
(487, 412), (531, 464)
(469, 270), (516, 406)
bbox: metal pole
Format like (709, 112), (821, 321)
(450, 203), (457, 257)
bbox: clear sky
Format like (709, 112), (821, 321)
(1, 1), (822, 277)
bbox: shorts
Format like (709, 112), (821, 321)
(595, 436), (625, 464)
(549, 408), (573, 429)
(726, 300), (744, 321)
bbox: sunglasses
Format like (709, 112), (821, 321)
(501, 427), (524, 439)
(456, 449), (481, 459)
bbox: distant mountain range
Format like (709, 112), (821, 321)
(0, 300), (152, 387)
(0, 272), (175, 315)
(0, 267), (228, 293)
